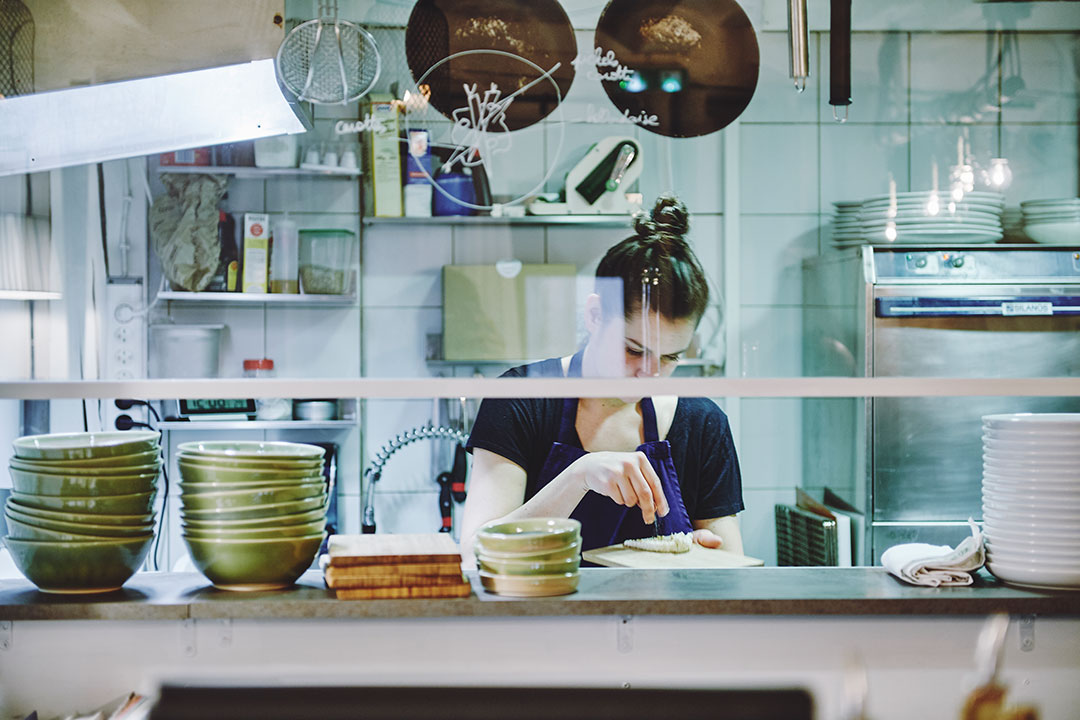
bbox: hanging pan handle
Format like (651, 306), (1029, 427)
(829, 0), (853, 122)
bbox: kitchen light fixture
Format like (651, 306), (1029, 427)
(0, 59), (310, 177)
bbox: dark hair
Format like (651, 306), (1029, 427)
(595, 194), (709, 324)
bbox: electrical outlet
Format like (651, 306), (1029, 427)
(104, 279), (146, 429)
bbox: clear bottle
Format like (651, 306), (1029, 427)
(243, 358), (292, 420)
(269, 215), (299, 294)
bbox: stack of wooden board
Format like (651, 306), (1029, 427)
(324, 533), (471, 600)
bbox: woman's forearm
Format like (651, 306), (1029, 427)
(491, 465), (588, 523)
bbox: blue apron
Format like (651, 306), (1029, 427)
(534, 350), (694, 552)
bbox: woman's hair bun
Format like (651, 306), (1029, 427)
(633, 193), (690, 245)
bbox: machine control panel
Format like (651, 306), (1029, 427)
(902, 251), (974, 276)
(873, 247), (1080, 283)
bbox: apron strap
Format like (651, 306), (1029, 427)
(556, 349), (586, 445)
(640, 397), (660, 443)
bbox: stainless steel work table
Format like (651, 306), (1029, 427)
(0, 567), (1077, 620)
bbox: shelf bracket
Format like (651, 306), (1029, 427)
(217, 618), (233, 648)
(0, 620), (11, 651)
(616, 614), (633, 654)
(180, 618), (197, 657)
(1018, 614), (1035, 652)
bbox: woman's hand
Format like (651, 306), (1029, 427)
(567, 451), (669, 524)
(692, 528), (724, 549)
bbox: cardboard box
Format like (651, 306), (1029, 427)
(365, 94), (403, 217)
(241, 213), (270, 293)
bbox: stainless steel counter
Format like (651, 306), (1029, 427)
(0, 567), (1076, 621)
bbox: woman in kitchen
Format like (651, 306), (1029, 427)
(461, 194), (744, 556)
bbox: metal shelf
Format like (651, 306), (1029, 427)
(157, 420), (356, 431)
(363, 215), (633, 227)
(158, 290), (357, 306)
(156, 165), (359, 179)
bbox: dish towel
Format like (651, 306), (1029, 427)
(881, 520), (985, 587)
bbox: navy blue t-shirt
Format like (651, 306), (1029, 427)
(466, 358), (745, 520)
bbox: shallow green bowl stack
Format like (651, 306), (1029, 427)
(176, 441), (328, 592)
(3, 431), (161, 594)
(474, 518), (583, 598)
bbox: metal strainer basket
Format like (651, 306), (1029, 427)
(0, 0), (34, 97)
(275, 0), (381, 105)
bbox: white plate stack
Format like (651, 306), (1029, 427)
(981, 413), (1080, 591)
(857, 191), (1005, 245)
(1020, 198), (1080, 245)
(831, 201), (864, 248)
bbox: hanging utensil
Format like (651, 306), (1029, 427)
(787, 0), (809, 92)
(829, 0), (852, 121)
(594, 0), (759, 138)
(275, 0), (381, 105)
(405, 0), (577, 132)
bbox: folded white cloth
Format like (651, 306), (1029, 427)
(881, 520), (985, 587)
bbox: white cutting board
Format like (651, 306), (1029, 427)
(583, 543), (764, 568)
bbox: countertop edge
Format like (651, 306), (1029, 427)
(1, 569), (1078, 621)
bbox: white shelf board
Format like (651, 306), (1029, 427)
(158, 420), (356, 431)
(0, 290), (62, 301)
(2, 377), (1076, 401)
(156, 165), (359, 179)
(158, 290), (357, 306)
(362, 215), (633, 227)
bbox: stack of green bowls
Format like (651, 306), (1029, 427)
(3, 430), (161, 594)
(177, 441), (328, 591)
(474, 518), (582, 597)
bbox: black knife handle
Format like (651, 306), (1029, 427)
(829, 0), (852, 107)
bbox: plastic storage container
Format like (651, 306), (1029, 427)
(299, 229), (356, 295)
(243, 359), (291, 420)
(269, 216), (299, 294)
(254, 134), (299, 168)
(149, 325), (225, 378)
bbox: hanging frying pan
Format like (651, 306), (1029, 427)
(594, 0), (759, 138)
(405, 0), (577, 132)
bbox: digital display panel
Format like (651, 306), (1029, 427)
(179, 399), (256, 415)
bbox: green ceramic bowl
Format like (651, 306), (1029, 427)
(9, 467), (159, 497)
(476, 518), (582, 553)
(5, 506), (155, 538)
(177, 458), (323, 483)
(10, 457), (162, 477)
(11, 489), (156, 515)
(474, 538), (583, 563)
(179, 484), (324, 511)
(11, 449), (160, 469)
(177, 478), (325, 493)
(180, 494), (326, 522)
(177, 453), (325, 472)
(476, 553), (580, 576)
(13, 431), (160, 461)
(184, 532), (325, 591)
(6, 514), (154, 543)
(182, 518), (326, 540)
(180, 507), (327, 530)
(177, 440), (325, 461)
(4, 535), (154, 593)
(6, 498), (154, 526)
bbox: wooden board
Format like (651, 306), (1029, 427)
(324, 563), (465, 580)
(327, 534), (462, 567)
(583, 543), (764, 569)
(326, 569), (468, 590)
(335, 582), (472, 600)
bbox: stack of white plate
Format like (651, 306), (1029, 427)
(857, 190), (1005, 245)
(1020, 198), (1080, 245)
(831, 201), (864, 247)
(981, 413), (1080, 591)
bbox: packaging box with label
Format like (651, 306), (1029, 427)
(364, 94), (403, 217)
(242, 213), (270, 294)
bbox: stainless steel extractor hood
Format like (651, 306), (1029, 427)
(0, 58), (310, 177)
